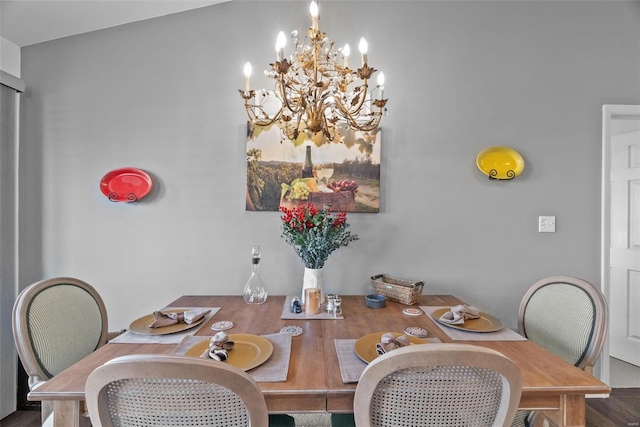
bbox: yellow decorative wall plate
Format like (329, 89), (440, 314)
(476, 146), (524, 180)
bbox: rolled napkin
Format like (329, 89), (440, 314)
(438, 304), (480, 325)
(176, 309), (211, 324)
(149, 309), (211, 328)
(149, 311), (178, 328)
(201, 331), (235, 362)
(375, 333), (411, 356)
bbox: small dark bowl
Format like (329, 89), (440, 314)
(365, 294), (387, 309)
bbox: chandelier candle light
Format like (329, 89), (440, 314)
(239, 1), (388, 143)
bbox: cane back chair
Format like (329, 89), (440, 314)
(86, 354), (277, 427)
(353, 343), (523, 427)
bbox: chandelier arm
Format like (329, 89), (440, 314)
(284, 113), (308, 141)
(335, 102), (383, 132)
(244, 102), (284, 127)
(334, 81), (370, 117)
(285, 93), (306, 116)
(295, 111), (306, 135)
(277, 78), (307, 117)
(321, 114), (338, 140)
(332, 93), (366, 120)
(351, 116), (383, 132)
(313, 40), (319, 84)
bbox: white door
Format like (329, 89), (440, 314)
(608, 110), (640, 367)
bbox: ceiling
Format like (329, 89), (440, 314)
(0, 0), (230, 47)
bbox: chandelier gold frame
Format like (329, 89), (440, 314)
(239, 1), (388, 143)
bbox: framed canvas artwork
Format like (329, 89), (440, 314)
(246, 122), (381, 213)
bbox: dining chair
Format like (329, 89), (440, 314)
(352, 343), (523, 427)
(12, 277), (110, 427)
(85, 354), (295, 427)
(512, 276), (608, 427)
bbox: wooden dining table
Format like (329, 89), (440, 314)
(28, 295), (610, 427)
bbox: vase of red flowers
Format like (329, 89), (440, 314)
(279, 203), (359, 305)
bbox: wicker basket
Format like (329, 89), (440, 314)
(371, 274), (424, 305)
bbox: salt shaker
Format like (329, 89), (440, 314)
(333, 296), (342, 318)
(326, 294), (336, 314)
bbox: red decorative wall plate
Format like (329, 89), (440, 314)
(100, 168), (152, 202)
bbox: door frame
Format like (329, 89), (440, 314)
(0, 77), (23, 419)
(601, 104), (640, 385)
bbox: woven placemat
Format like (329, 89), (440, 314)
(172, 333), (291, 382)
(334, 336), (442, 383)
(334, 339), (365, 383)
(421, 306), (527, 341)
(109, 307), (220, 344)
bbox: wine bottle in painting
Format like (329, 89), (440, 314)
(302, 145), (313, 178)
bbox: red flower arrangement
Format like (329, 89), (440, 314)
(279, 203), (359, 269)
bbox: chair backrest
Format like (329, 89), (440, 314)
(353, 343), (523, 427)
(85, 354), (270, 427)
(12, 277), (108, 388)
(518, 276), (608, 372)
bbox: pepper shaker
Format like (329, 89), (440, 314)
(290, 297), (301, 313)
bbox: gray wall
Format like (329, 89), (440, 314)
(19, 1), (640, 331)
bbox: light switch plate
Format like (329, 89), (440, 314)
(539, 216), (556, 233)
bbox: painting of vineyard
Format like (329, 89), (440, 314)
(246, 122), (381, 213)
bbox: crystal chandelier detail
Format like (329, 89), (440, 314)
(239, 1), (388, 143)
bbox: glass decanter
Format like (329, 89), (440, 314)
(243, 245), (268, 304)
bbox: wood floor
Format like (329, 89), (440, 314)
(0, 410), (39, 427)
(585, 388), (640, 426)
(1, 388), (639, 427)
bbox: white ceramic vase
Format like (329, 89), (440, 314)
(301, 267), (325, 306)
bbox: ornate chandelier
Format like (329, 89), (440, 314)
(239, 1), (388, 143)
